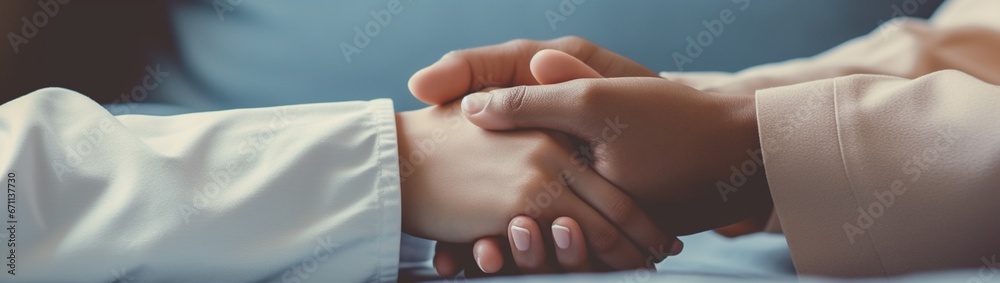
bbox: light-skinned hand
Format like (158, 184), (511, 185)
(395, 97), (676, 271)
(429, 49), (684, 277)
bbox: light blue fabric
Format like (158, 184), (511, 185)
(659, 231), (794, 277)
(446, 231), (998, 282)
(462, 269), (995, 283)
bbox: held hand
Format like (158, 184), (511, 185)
(429, 50), (682, 277)
(396, 101), (676, 271)
(433, 216), (659, 277)
(460, 74), (773, 236)
(408, 36), (657, 105)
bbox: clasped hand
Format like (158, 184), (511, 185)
(402, 37), (773, 277)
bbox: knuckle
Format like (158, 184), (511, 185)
(504, 38), (538, 50)
(509, 187), (538, 217)
(605, 194), (636, 225)
(521, 130), (551, 142)
(574, 80), (604, 110)
(513, 172), (547, 202)
(523, 132), (572, 160)
(555, 36), (593, 48)
(525, 131), (556, 148)
(589, 224), (623, 253)
(496, 85), (529, 114)
(536, 131), (567, 147)
(518, 177), (563, 217)
(560, 35), (586, 43)
(554, 36), (598, 59)
(545, 132), (575, 150)
(504, 39), (541, 63)
(446, 49), (473, 62)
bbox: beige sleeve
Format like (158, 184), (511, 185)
(756, 70), (1000, 277)
(660, 0), (1000, 94)
(670, 0), (1000, 235)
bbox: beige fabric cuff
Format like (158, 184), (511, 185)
(755, 79), (885, 277)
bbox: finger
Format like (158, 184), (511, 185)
(460, 79), (601, 138)
(462, 77), (686, 139)
(548, 182), (650, 271)
(472, 237), (505, 274)
(433, 242), (467, 278)
(409, 36), (656, 105)
(409, 39), (539, 105)
(568, 166), (680, 263)
(530, 49), (604, 85)
(550, 217), (594, 272)
(508, 216), (555, 274)
(714, 206), (773, 237)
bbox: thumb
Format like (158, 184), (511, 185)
(461, 50), (606, 134)
(460, 81), (601, 138)
(529, 49), (604, 84)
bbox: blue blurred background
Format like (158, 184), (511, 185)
(1, 1), (943, 112)
(143, 0), (943, 113)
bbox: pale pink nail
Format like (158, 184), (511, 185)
(511, 225), (531, 251)
(472, 244), (485, 272)
(475, 254), (485, 272)
(552, 224), (571, 250)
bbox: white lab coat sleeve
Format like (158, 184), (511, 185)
(0, 88), (402, 282)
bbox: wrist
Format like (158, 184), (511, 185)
(395, 112), (411, 181)
(393, 107), (458, 237)
(395, 111), (418, 234)
(719, 93), (773, 218)
(726, 94), (761, 156)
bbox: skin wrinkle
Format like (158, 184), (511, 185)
(505, 85), (528, 118)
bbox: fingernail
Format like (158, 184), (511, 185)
(669, 240), (684, 256)
(511, 225), (531, 251)
(552, 224), (571, 250)
(475, 253), (485, 272)
(461, 92), (489, 115)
